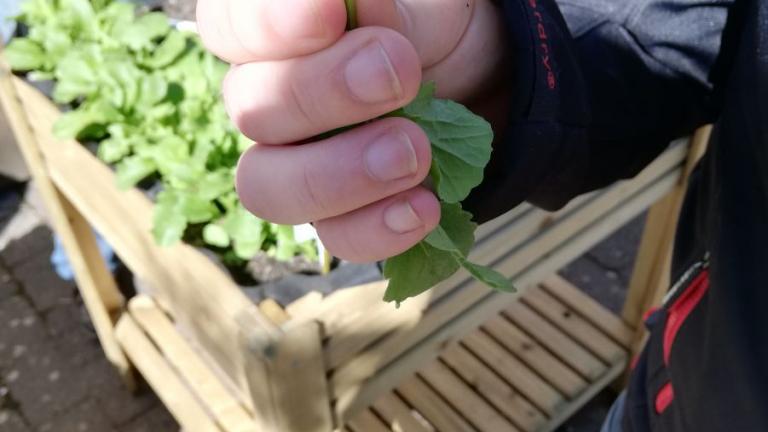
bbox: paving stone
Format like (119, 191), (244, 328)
(83, 360), (159, 426)
(117, 405), (177, 432)
(0, 187), (23, 226)
(37, 398), (116, 432)
(3, 344), (91, 427)
(0, 263), (19, 302)
(43, 299), (83, 338)
(0, 297), (47, 370)
(0, 226), (51, 269)
(11, 258), (76, 313)
(555, 389), (618, 432)
(586, 215), (645, 280)
(560, 257), (628, 315)
(50, 324), (102, 368)
(0, 410), (32, 432)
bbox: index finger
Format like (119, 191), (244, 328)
(196, 0), (348, 64)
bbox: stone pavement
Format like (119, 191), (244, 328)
(0, 177), (643, 432)
(0, 182), (178, 432)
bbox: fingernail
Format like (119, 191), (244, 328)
(384, 200), (423, 234)
(365, 130), (418, 182)
(345, 41), (402, 104)
(269, 0), (326, 41)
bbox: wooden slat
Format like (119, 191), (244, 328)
(541, 361), (626, 432)
(330, 146), (685, 404)
(115, 315), (222, 432)
(9, 77), (280, 408)
(440, 343), (546, 432)
(481, 315), (587, 399)
(325, 298), (424, 370)
(128, 297), (258, 432)
(258, 299), (290, 326)
(541, 276), (633, 347)
(243, 320), (334, 432)
(285, 291), (323, 318)
(419, 362), (520, 432)
(347, 409), (391, 432)
(523, 286), (626, 364)
(321, 193), (595, 367)
(475, 204), (533, 239)
(318, 194), (595, 372)
(325, 142), (685, 332)
(397, 378), (475, 432)
(620, 125), (711, 385)
(504, 302), (606, 380)
(373, 393), (432, 432)
(333, 169), (680, 421)
(461, 331), (564, 416)
(0, 61), (133, 386)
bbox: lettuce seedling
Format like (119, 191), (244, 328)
(343, 1), (515, 304)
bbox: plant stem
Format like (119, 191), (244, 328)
(344, 0), (358, 30)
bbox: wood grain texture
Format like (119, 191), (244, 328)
(129, 297), (258, 432)
(0, 59), (132, 386)
(116, 315), (223, 432)
(7, 75), (280, 409)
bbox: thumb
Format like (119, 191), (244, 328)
(353, 0), (505, 101)
(354, 0), (475, 69)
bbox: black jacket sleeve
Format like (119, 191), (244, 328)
(465, 0), (733, 222)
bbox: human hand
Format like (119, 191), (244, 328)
(196, 0), (506, 262)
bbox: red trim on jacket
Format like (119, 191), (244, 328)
(663, 270), (710, 365)
(655, 382), (675, 414)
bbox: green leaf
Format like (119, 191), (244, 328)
(203, 224), (231, 248)
(146, 31), (187, 69)
(196, 171), (234, 201)
(424, 202), (476, 257)
(460, 260), (515, 292)
(4, 38), (46, 71)
(98, 2), (135, 37)
(53, 100), (121, 139)
(221, 206), (267, 260)
(152, 191), (187, 246)
(53, 51), (99, 103)
(98, 136), (131, 163)
(383, 242), (462, 304)
(430, 147), (485, 203)
(403, 85), (493, 168)
(61, 0), (97, 37)
(386, 202), (514, 302)
(115, 156), (156, 188)
(119, 12), (170, 51)
(179, 194), (218, 223)
(397, 83), (493, 203)
(136, 74), (168, 108)
(275, 225), (297, 261)
(53, 109), (99, 139)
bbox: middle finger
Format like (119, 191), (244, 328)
(236, 117), (432, 225)
(224, 27), (422, 145)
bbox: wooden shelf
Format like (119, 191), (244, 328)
(119, 275), (631, 432)
(349, 277), (632, 432)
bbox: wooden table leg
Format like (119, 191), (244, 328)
(0, 57), (135, 389)
(617, 125), (712, 387)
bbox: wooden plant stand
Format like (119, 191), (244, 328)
(0, 54), (710, 432)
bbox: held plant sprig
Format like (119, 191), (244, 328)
(343, 1), (516, 304)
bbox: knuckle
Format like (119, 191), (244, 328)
(300, 164), (330, 217)
(315, 222), (372, 263)
(287, 80), (322, 132)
